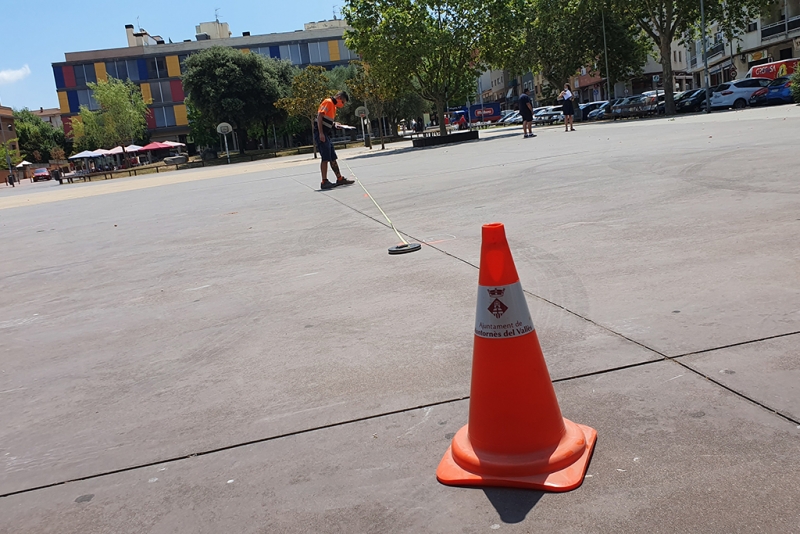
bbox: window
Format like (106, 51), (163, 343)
(309, 42), (320, 63)
(147, 57), (168, 79)
(679, 51), (682, 62)
(127, 60), (141, 81)
(73, 64), (96, 87)
(106, 60), (130, 81)
(153, 106), (176, 128)
(77, 89), (99, 111)
(150, 81), (173, 103)
(747, 21), (758, 32)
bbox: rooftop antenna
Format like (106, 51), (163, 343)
(215, 8), (220, 22)
(333, 6), (338, 19)
(136, 16), (141, 31)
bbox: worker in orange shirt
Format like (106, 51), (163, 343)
(315, 91), (354, 190)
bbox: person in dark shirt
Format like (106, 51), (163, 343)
(519, 89), (536, 138)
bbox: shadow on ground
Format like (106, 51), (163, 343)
(482, 488), (544, 523)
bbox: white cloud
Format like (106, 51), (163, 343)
(0, 65), (32, 85)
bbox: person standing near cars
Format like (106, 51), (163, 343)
(559, 84), (576, 132)
(519, 88), (536, 138)
(315, 91), (355, 190)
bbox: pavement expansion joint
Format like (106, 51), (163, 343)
(302, 175), (800, 430)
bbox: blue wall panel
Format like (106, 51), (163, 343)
(67, 91), (80, 113)
(269, 46), (280, 59)
(53, 66), (65, 89)
(137, 59), (149, 80)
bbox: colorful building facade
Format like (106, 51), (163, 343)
(52, 21), (355, 144)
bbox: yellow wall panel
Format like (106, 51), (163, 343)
(174, 104), (188, 126)
(94, 62), (107, 82)
(58, 91), (70, 114)
(328, 41), (341, 61)
(241, 48), (250, 54)
(140, 83), (152, 104)
(166, 56), (181, 77)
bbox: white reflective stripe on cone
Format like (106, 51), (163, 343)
(474, 282), (535, 339)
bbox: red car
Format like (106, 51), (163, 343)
(32, 168), (51, 182)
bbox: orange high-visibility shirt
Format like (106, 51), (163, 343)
(317, 97), (337, 134)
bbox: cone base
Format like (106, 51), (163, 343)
(436, 421), (597, 492)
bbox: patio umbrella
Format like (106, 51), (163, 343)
(92, 149), (113, 156)
(162, 141), (185, 147)
(69, 150), (101, 159)
(139, 142), (173, 151)
(15, 160), (32, 167)
(125, 144), (143, 153)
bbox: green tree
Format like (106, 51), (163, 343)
(182, 46), (289, 154)
(13, 109), (68, 163)
(275, 65), (332, 158)
(610, 0), (773, 114)
(481, 0), (647, 92)
(344, 0), (484, 136)
(348, 61), (402, 149)
(80, 78), (148, 164)
(791, 67), (800, 104)
(86, 78), (148, 163)
(186, 97), (220, 150)
(70, 108), (105, 152)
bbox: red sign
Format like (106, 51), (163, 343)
(749, 59), (799, 80)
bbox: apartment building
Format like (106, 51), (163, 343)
(687, 0), (800, 85)
(52, 19), (356, 144)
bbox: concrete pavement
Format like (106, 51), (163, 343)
(1, 105), (799, 532)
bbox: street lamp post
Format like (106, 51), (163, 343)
(701, 0), (711, 113)
(0, 120), (14, 185)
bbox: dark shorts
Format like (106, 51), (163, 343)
(520, 111), (534, 122)
(314, 130), (337, 162)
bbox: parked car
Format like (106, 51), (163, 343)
(765, 76), (794, 105)
(613, 95), (657, 119)
(577, 101), (607, 121)
(709, 78), (771, 109)
(500, 109), (516, 121)
(656, 92), (690, 114)
(588, 99), (623, 120)
(749, 87), (769, 107)
(500, 111), (520, 124)
(676, 86), (719, 113)
(533, 106), (563, 124)
(32, 168), (51, 182)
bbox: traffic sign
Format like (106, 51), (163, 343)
(216, 122), (232, 135)
(653, 75), (660, 83)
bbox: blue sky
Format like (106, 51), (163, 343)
(1, 0), (340, 111)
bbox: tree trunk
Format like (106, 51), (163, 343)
(236, 128), (246, 155)
(310, 119), (317, 159)
(659, 38), (676, 115)
(435, 100), (447, 136)
(377, 104), (386, 150)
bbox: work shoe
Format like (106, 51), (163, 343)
(336, 177), (355, 186)
(320, 180), (337, 190)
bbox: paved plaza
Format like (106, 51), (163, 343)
(1, 106), (799, 533)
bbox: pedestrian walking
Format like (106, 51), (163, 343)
(559, 84), (576, 132)
(518, 88), (536, 138)
(315, 91), (355, 191)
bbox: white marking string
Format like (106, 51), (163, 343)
(343, 161), (409, 245)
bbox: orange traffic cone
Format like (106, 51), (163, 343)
(437, 223), (596, 491)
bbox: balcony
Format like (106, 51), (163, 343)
(762, 20), (786, 38)
(790, 14), (800, 31)
(690, 56), (698, 68)
(707, 41), (725, 58)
